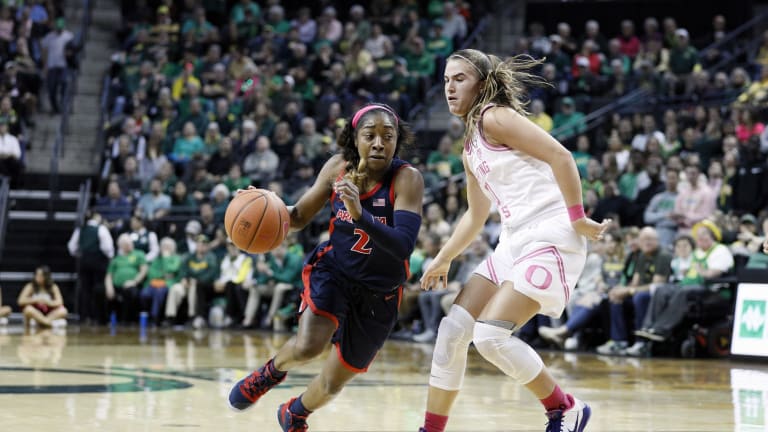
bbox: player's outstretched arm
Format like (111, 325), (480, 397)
(289, 155), (345, 231)
(422, 154), (490, 291)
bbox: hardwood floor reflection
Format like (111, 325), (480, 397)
(0, 325), (765, 431)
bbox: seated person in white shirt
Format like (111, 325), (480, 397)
(0, 117), (21, 182)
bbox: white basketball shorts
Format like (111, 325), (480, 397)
(473, 214), (588, 317)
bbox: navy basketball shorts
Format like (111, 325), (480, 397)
(300, 258), (402, 372)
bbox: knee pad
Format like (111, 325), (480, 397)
(429, 305), (475, 391)
(473, 321), (543, 384)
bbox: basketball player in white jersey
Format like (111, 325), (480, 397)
(417, 49), (610, 432)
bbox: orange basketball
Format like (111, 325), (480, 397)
(224, 189), (290, 254)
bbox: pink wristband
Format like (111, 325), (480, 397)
(567, 204), (585, 222)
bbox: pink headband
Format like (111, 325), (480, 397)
(351, 105), (398, 129)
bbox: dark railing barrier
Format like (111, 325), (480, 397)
(701, 11), (768, 74)
(97, 73), (111, 189)
(0, 176), (10, 262)
(75, 178), (92, 228)
(72, 178), (91, 319)
(549, 88), (652, 143)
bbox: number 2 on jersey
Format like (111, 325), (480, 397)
(351, 228), (372, 254)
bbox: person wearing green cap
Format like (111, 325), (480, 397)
(551, 97), (586, 142)
(41, 15), (73, 114)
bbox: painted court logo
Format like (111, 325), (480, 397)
(739, 300), (766, 339)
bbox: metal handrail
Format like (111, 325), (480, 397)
(549, 88), (652, 139)
(72, 177), (91, 320)
(76, 178), (92, 228)
(96, 72), (112, 193)
(0, 176), (10, 262)
(699, 11), (768, 61)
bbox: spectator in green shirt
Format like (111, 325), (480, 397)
(223, 163), (252, 193)
(181, 7), (218, 47)
(572, 135), (592, 178)
(171, 121), (205, 162)
(668, 29), (698, 75)
(105, 233), (148, 323)
(426, 20), (453, 59)
(552, 97), (586, 142)
(405, 37), (436, 83)
(250, 242), (303, 329)
(165, 235), (219, 328)
(265, 4), (292, 35)
(427, 134), (463, 178)
(231, 0), (261, 22)
(666, 28), (699, 95)
(140, 237), (182, 325)
(230, 0), (261, 43)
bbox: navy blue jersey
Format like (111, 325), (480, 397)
(312, 158), (411, 292)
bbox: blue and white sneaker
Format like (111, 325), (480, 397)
(545, 397), (591, 432)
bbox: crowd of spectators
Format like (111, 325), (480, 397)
(0, 0), (75, 186)
(65, 1), (479, 330)
(47, 2), (768, 357)
(390, 13), (768, 352)
(509, 14), (768, 356)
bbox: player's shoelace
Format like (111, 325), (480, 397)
(545, 410), (565, 432)
(279, 402), (309, 431)
(241, 369), (277, 400)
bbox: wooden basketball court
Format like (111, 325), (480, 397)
(0, 325), (764, 431)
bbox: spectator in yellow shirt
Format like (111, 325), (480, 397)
(528, 99), (553, 132)
(172, 62), (201, 100)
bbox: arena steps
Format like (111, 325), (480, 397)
(25, 0), (118, 177)
(0, 174), (86, 311)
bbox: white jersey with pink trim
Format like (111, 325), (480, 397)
(464, 110), (566, 230)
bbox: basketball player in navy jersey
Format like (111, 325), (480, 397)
(228, 104), (424, 432)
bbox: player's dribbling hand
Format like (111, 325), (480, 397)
(763, 239), (768, 254)
(572, 217), (611, 242)
(334, 178), (362, 220)
(420, 256), (452, 291)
